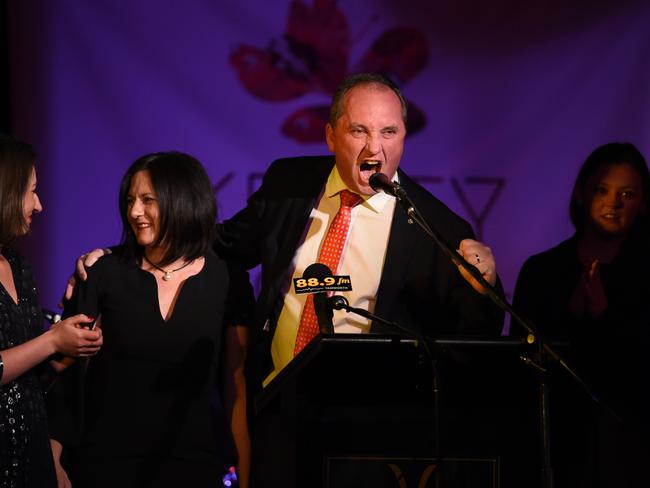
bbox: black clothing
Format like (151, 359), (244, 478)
(217, 156), (506, 487)
(217, 156), (504, 392)
(0, 248), (56, 488)
(48, 251), (252, 488)
(514, 235), (650, 487)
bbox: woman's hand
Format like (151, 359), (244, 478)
(60, 248), (110, 305)
(1, 315), (102, 385)
(47, 314), (103, 357)
(570, 259), (608, 317)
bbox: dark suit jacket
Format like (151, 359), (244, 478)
(216, 156), (503, 389)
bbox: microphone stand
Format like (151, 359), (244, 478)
(387, 188), (618, 488)
(328, 296), (444, 488)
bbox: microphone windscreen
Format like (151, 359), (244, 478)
(302, 262), (333, 280)
(369, 172), (392, 192)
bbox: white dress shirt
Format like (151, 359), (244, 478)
(265, 166), (397, 385)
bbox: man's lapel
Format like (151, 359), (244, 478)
(261, 157), (335, 322)
(372, 171), (420, 329)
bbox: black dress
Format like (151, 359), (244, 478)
(0, 248), (57, 488)
(48, 250), (252, 488)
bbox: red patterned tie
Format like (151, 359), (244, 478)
(294, 190), (363, 355)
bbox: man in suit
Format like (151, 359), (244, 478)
(70, 73), (504, 486)
(216, 72), (503, 390)
(71, 72), (502, 389)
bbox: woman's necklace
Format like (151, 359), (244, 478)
(143, 256), (192, 281)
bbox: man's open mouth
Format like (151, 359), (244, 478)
(359, 160), (381, 181)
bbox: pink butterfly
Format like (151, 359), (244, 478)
(230, 0), (428, 143)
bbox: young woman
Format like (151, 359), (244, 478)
(513, 142), (650, 487)
(49, 151), (252, 488)
(0, 135), (103, 488)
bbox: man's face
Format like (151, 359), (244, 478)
(326, 85), (406, 195)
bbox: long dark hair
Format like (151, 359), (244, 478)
(0, 135), (36, 245)
(570, 142), (650, 234)
(119, 151), (217, 267)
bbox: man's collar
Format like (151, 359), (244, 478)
(325, 166), (399, 213)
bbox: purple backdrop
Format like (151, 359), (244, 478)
(8, 0), (650, 328)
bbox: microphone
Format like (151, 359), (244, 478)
(301, 263), (334, 334)
(301, 263), (333, 283)
(293, 265), (352, 294)
(369, 172), (408, 200)
(326, 294), (399, 331)
(328, 295), (349, 311)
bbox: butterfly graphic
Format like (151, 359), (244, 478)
(230, 0), (429, 143)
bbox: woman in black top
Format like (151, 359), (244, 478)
(0, 135), (103, 488)
(49, 152), (253, 487)
(514, 142), (650, 487)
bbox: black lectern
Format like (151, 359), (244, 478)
(253, 334), (538, 488)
